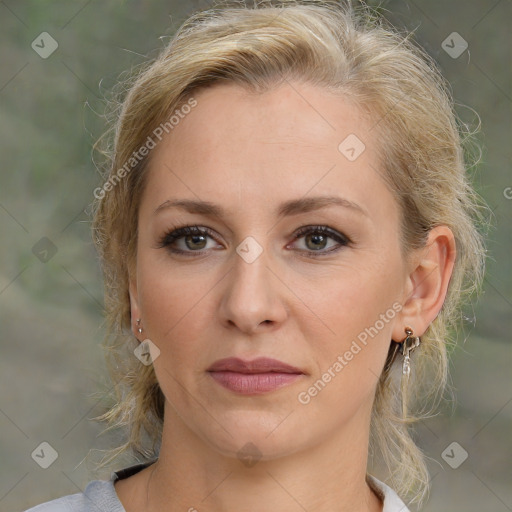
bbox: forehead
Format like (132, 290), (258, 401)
(139, 81), (397, 224)
(171, 81), (374, 155)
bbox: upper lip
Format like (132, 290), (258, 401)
(207, 357), (304, 374)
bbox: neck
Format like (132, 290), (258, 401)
(142, 402), (382, 512)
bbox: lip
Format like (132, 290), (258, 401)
(207, 357), (305, 394)
(207, 357), (303, 374)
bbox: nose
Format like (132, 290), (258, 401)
(218, 244), (288, 334)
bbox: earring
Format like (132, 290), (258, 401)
(383, 327), (421, 375)
(399, 327), (421, 420)
(400, 327), (421, 378)
(136, 318), (143, 335)
(382, 327), (422, 419)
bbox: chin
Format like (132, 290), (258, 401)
(195, 410), (308, 462)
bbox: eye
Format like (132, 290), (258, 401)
(157, 225), (221, 255)
(289, 225), (351, 256)
(157, 224), (351, 257)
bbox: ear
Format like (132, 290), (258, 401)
(392, 225), (456, 340)
(128, 271), (142, 338)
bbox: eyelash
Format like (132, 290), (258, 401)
(157, 224), (352, 258)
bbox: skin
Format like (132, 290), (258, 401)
(115, 81), (456, 512)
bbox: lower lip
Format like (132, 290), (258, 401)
(208, 371), (302, 394)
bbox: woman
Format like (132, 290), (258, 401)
(26, 1), (486, 510)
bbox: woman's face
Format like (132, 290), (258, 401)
(130, 82), (414, 461)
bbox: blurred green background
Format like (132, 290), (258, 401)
(0, 1), (510, 511)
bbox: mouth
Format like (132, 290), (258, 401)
(207, 357), (305, 394)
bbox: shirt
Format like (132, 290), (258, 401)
(24, 461), (410, 512)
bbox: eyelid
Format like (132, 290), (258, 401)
(286, 225), (351, 257)
(156, 225), (219, 249)
(157, 223), (352, 256)
(291, 225), (352, 245)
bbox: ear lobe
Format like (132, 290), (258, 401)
(395, 225), (456, 338)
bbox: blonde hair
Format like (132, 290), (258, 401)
(91, 0), (487, 506)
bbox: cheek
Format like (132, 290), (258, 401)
(295, 268), (401, 416)
(138, 274), (211, 400)
(136, 256), (210, 356)
(312, 255), (401, 321)
(303, 254), (404, 370)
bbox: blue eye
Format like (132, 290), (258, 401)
(158, 224), (351, 257)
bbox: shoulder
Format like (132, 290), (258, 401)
(367, 475), (411, 512)
(23, 480), (125, 512)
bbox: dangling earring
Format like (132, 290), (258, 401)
(400, 327), (421, 378)
(382, 327), (421, 418)
(383, 327), (421, 375)
(399, 326), (421, 419)
(136, 318), (143, 335)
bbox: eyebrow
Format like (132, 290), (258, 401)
(153, 195), (367, 218)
